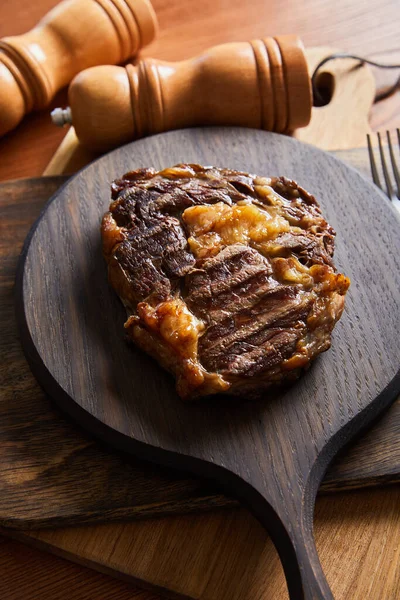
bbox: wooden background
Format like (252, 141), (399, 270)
(0, 0), (399, 599)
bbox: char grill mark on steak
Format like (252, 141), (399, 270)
(185, 245), (273, 316)
(220, 329), (301, 376)
(110, 187), (161, 228)
(185, 242), (313, 375)
(111, 189), (195, 303)
(198, 285), (312, 374)
(102, 164), (350, 400)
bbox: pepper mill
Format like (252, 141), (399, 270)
(52, 35), (312, 151)
(0, 0), (158, 137)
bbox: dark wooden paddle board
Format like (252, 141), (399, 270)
(0, 174), (399, 534)
(16, 129), (400, 600)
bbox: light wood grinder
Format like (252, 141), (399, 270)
(51, 35), (312, 151)
(0, 0), (158, 137)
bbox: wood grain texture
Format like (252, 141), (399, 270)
(293, 48), (375, 149)
(42, 127), (94, 176)
(0, 0), (399, 181)
(16, 128), (400, 599)
(0, 536), (163, 600)
(6, 486), (398, 600)
(0, 159), (398, 532)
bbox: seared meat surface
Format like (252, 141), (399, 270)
(102, 164), (350, 400)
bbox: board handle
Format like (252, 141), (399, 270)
(244, 487), (334, 599)
(284, 529), (334, 600)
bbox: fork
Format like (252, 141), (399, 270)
(367, 129), (400, 215)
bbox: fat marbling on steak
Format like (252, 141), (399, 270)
(101, 164), (350, 400)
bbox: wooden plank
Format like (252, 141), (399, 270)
(0, 536), (163, 600)
(5, 487), (400, 599)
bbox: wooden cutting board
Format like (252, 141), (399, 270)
(15, 128), (400, 599)
(0, 157), (399, 531)
(1, 147), (399, 600)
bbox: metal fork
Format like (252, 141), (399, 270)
(367, 129), (400, 215)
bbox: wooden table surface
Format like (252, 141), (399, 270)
(0, 1), (399, 599)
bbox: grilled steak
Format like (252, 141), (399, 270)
(101, 164), (350, 400)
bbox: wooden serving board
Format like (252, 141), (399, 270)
(15, 128), (400, 599)
(0, 159), (398, 531)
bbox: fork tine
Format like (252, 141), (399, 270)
(378, 132), (395, 199)
(387, 131), (400, 198)
(367, 133), (382, 189)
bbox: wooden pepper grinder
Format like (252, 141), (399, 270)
(52, 35), (312, 151)
(0, 0), (158, 137)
